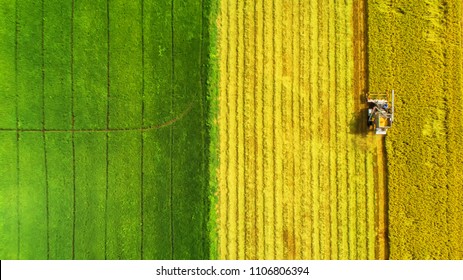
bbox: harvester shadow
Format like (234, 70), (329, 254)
(349, 106), (370, 136)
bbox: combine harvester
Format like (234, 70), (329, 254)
(367, 90), (395, 135)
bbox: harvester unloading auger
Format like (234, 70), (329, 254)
(367, 90), (395, 135)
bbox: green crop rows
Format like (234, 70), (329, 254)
(0, 0), (216, 260)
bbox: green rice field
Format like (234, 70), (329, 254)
(0, 0), (215, 260)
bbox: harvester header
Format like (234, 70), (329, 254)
(367, 90), (395, 135)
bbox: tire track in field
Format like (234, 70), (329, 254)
(366, 151), (376, 259)
(355, 142), (367, 259)
(375, 137), (388, 259)
(352, 3), (372, 260)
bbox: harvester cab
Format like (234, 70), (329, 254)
(367, 90), (395, 135)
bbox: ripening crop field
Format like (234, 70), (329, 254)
(0, 0), (213, 260)
(368, 0), (463, 259)
(217, 0), (388, 260)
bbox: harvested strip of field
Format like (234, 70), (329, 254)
(0, 0), (212, 260)
(369, 0), (463, 259)
(218, 0), (386, 260)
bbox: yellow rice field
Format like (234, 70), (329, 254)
(368, 0), (463, 259)
(217, 0), (387, 259)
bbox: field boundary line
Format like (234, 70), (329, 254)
(170, 0), (175, 259)
(70, 0), (77, 260)
(15, 0), (20, 259)
(41, 0), (50, 260)
(140, 0), (145, 260)
(104, 0), (110, 260)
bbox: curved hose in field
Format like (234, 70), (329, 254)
(0, 102), (196, 133)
